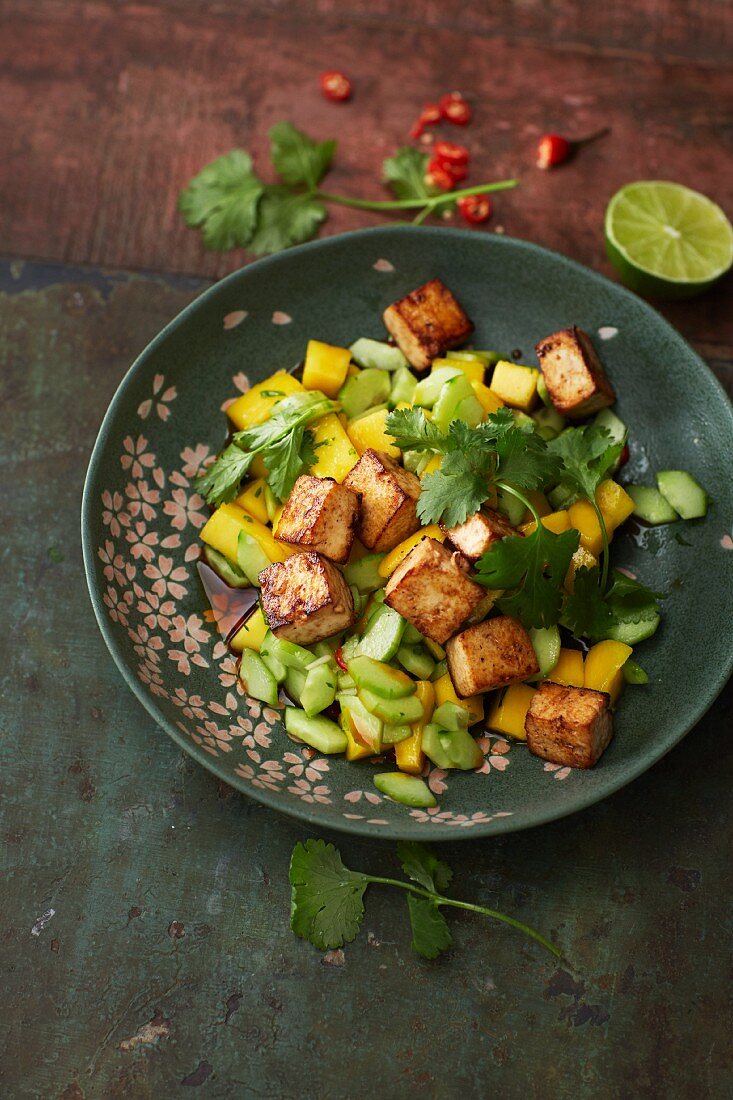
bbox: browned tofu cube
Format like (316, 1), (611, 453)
(446, 615), (539, 696)
(442, 507), (516, 563)
(383, 279), (474, 372)
(535, 326), (616, 419)
(259, 551), (355, 645)
(384, 538), (485, 644)
(343, 449), (421, 552)
(275, 475), (359, 564)
(525, 681), (613, 769)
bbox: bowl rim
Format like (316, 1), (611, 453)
(81, 224), (733, 841)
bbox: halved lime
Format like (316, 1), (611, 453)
(605, 181), (733, 299)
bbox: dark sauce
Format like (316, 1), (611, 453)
(197, 561), (259, 645)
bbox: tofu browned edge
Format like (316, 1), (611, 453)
(275, 474), (359, 564)
(259, 551), (355, 646)
(525, 681), (613, 769)
(342, 449), (421, 553)
(384, 537), (485, 645)
(445, 615), (539, 697)
(535, 325), (616, 420)
(383, 278), (474, 372)
(441, 508), (516, 564)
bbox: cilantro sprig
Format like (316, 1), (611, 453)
(289, 839), (561, 960)
(180, 122), (518, 254)
(562, 566), (663, 642)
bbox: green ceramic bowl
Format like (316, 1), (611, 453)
(82, 226), (733, 840)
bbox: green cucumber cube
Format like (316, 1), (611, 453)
(284, 707), (347, 754)
(626, 485), (679, 525)
(347, 655), (415, 699)
(239, 650), (278, 707)
(373, 773), (436, 808)
(656, 470), (708, 520)
(349, 338), (408, 372)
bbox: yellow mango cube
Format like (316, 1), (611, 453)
(420, 454), (443, 478)
(489, 360), (540, 412)
(309, 413), (359, 482)
(235, 478), (269, 525)
(584, 640), (632, 705)
(564, 546), (598, 592)
(596, 479), (635, 534)
(471, 380), (505, 416)
(395, 680), (434, 775)
(434, 672), (484, 726)
(344, 715), (375, 762)
(549, 648), (585, 687)
(519, 510), (571, 538)
(347, 408), (400, 459)
(568, 499), (605, 556)
(434, 356), (485, 384)
(378, 525), (445, 578)
(487, 684), (536, 740)
(201, 503), (292, 567)
(227, 371), (304, 431)
(229, 607), (268, 653)
(302, 339), (351, 398)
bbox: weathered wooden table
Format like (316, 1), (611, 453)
(1, 3), (731, 1097)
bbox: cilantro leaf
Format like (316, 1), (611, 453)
(397, 841), (453, 894)
(178, 150), (265, 250)
(496, 422), (562, 491)
(233, 392), (335, 452)
(262, 424), (306, 501)
(270, 122), (335, 190)
(248, 187), (327, 256)
(194, 443), (256, 506)
(406, 895), (452, 959)
(547, 424), (624, 504)
(289, 839), (369, 950)
(475, 526), (580, 629)
(383, 147), (435, 201)
(385, 407), (446, 453)
(561, 566), (614, 640)
(418, 458), (489, 527)
(605, 571), (663, 626)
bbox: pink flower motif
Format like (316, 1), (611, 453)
(194, 719), (232, 753)
(125, 520), (159, 562)
(184, 542), (201, 562)
(168, 612), (209, 653)
(121, 435), (156, 479)
(427, 768), (448, 795)
(128, 622), (164, 665)
(235, 760), (286, 792)
(98, 539), (136, 587)
(137, 658), (167, 697)
(143, 555), (189, 600)
(103, 584), (132, 626)
(343, 788), (381, 805)
(216, 653), (244, 693)
(125, 479), (161, 522)
(544, 762), (572, 781)
(287, 754), (330, 783)
(180, 444), (211, 480)
(163, 487), (207, 531)
(229, 715), (253, 738)
(232, 372), (250, 393)
(101, 490), (131, 538)
(134, 584), (176, 632)
(287, 778), (331, 805)
(373, 258), (395, 272)
(170, 687), (208, 721)
(138, 374), (178, 421)
(476, 735), (512, 775)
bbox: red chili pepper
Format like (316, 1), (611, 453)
(334, 646), (347, 672)
(410, 102), (442, 140)
(434, 140), (470, 166)
(439, 92), (472, 126)
(320, 70), (353, 102)
(425, 159), (456, 192)
(457, 194), (493, 225)
(618, 443), (630, 468)
(536, 127), (610, 169)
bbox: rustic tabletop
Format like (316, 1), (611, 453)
(1, 3), (731, 1098)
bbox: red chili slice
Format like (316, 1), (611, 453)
(320, 70), (353, 102)
(536, 133), (571, 169)
(425, 160), (456, 192)
(618, 443), (630, 468)
(457, 194), (493, 224)
(439, 92), (472, 126)
(334, 646), (348, 671)
(434, 140), (470, 166)
(410, 101), (442, 139)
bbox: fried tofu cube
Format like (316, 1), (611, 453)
(384, 538), (485, 644)
(259, 551), (355, 645)
(275, 475), (359, 564)
(525, 681), (613, 769)
(535, 326), (616, 420)
(443, 508), (516, 563)
(343, 449), (421, 552)
(383, 279), (474, 372)
(446, 615), (539, 696)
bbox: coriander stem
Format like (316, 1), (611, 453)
(315, 179), (518, 212)
(496, 481), (537, 524)
(364, 875), (560, 959)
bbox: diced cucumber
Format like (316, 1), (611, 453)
(623, 659), (649, 685)
(433, 701), (470, 731)
(453, 394), (485, 428)
(446, 349), (493, 367)
(340, 634), (361, 665)
(339, 369), (392, 420)
(606, 612), (661, 646)
(259, 632), (287, 683)
(431, 374), (475, 432)
(421, 723), (455, 769)
(424, 638), (446, 661)
(359, 688), (424, 724)
(402, 623), (423, 645)
(263, 483), (279, 524)
(656, 470), (708, 520)
(203, 545), (251, 588)
(313, 640), (335, 659)
(284, 666), (307, 705)
(339, 695), (382, 752)
(389, 367), (417, 407)
(348, 655), (415, 699)
(497, 488), (526, 527)
(239, 650), (279, 707)
(380, 724), (412, 745)
(438, 728), (484, 770)
(350, 586), (367, 616)
(529, 626), (561, 680)
(593, 408), (628, 446)
(511, 409), (535, 432)
(337, 671), (356, 692)
(349, 337), (407, 372)
(358, 604), (406, 661)
(533, 406), (566, 441)
(413, 367), (462, 408)
(536, 375), (552, 408)
(548, 482), (577, 511)
(236, 530), (271, 587)
(301, 662), (337, 717)
(397, 644), (436, 680)
(262, 631), (314, 672)
(284, 707), (347, 754)
(344, 553), (387, 593)
(374, 772), (436, 808)
(430, 658), (448, 682)
(626, 485), (679, 525)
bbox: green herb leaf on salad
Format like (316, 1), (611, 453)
(547, 424), (624, 504)
(562, 566), (663, 642)
(475, 525), (580, 629)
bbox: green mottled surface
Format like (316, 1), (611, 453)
(1, 261), (732, 1099)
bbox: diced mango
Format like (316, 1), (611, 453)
(378, 525), (445, 578)
(568, 499), (605, 556)
(229, 607), (268, 653)
(596, 479), (635, 534)
(564, 546), (598, 592)
(227, 371), (304, 431)
(522, 491), (551, 521)
(434, 356), (485, 384)
(235, 478), (269, 525)
(420, 454), (443, 478)
(486, 683), (536, 740)
(347, 364), (360, 379)
(250, 453), (268, 479)
(302, 339), (351, 398)
(434, 672), (484, 726)
(395, 680), (434, 775)
(201, 503), (292, 567)
(519, 509), (571, 537)
(309, 413), (359, 482)
(489, 360), (540, 412)
(271, 504), (285, 536)
(344, 714), (375, 761)
(584, 640), (632, 705)
(549, 648), (585, 687)
(347, 408), (400, 459)
(471, 380), (505, 416)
